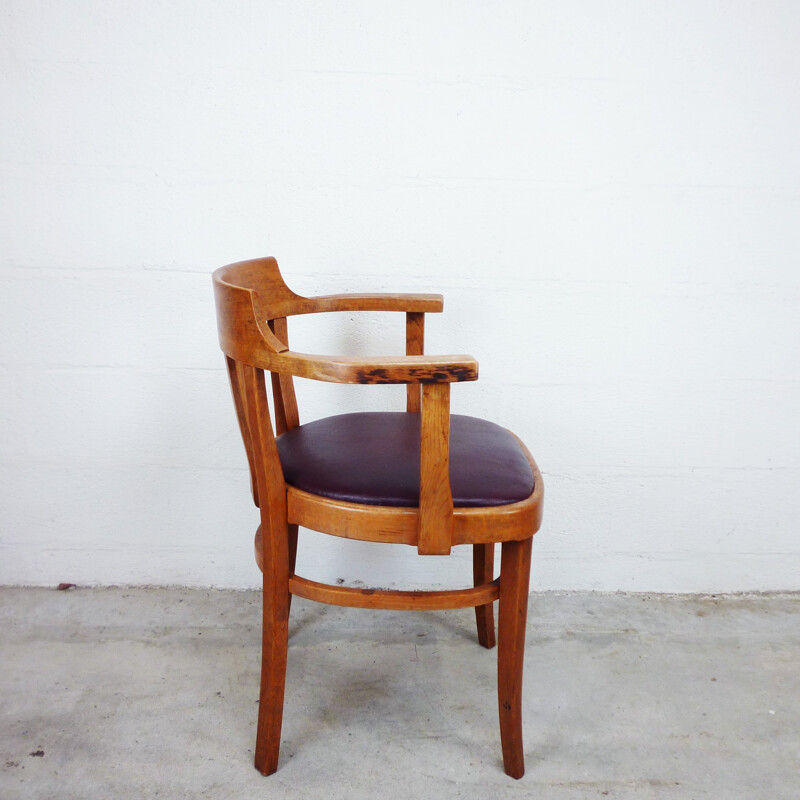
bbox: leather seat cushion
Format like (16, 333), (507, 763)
(276, 412), (534, 508)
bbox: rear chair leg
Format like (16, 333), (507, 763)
(287, 523), (298, 613)
(497, 537), (533, 779)
(473, 543), (496, 648)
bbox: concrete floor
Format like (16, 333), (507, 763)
(0, 588), (798, 800)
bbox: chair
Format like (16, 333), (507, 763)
(212, 257), (544, 779)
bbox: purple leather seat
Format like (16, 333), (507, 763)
(276, 412), (534, 508)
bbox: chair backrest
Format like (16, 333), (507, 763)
(213, 257), (303, 512)
(213, 256), (477, 555)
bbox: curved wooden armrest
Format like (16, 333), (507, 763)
(307, 293), (444, 314)
(271, 351), (478, 384)
(214, 280), (468, 382)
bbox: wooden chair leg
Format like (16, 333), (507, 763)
(287, 523), (298, 613)
(254, 531), (291, 776)
(473, 543), (496, 648)
(497, 537), (533, 779)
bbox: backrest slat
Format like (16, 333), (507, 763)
(268, 317), (299, 434)
(214, 258), (298, 508)
(239, 363), (287, 545)
(226, 356), (260, 507)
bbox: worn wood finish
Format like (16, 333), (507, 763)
(289, 575), (500, 611)
(405, 311), (425, 412)
(418, 383), (454, 555)
(473, 543), (497, 649)
(213, 256), (544, 779)
(269, 349), (478, 385)
(497, 536), (533, 779)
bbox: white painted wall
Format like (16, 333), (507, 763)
(2, 2), (799, 592)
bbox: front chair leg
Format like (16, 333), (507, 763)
(254, 539), (291, 775)
(497, 537), (533, 779)
(473, 543), (496, 648)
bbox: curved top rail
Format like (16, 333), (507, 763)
(213, 257), (474, 383)
(213, 257), (443, 319)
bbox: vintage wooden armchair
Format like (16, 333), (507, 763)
(212, 256), (544, 779)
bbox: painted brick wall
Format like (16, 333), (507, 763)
(2, 2), (799, 590)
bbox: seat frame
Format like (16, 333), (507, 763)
(213, 257), (544, 779)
